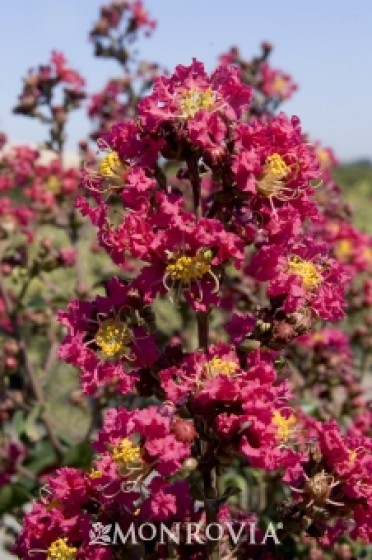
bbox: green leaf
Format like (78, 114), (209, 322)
(0, 484), (32, 514)
(23, 403), (44, 441)
(63, 442), (93, 469)
(24, 439), (57, 475)
(12, 409), (26, 437)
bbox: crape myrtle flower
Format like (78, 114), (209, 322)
(137, 58), (252, 144)
(58, 277), (158, 394)
(81, 118), (161, 207)
(260, 62), (298, 101)
(132, 214), (245, 311)
(14, 51), (85, 117)
(232, 113), (320, 212)
(13, 500), (114, 560)
(247, 237), (349, 321)
(284, 420), (372, 543)
(14, 414), (194, 558)
(91, 405), (192, 500)
(138, 58), (251, 127)
(0, 196), (34, 240)
(77, 185), (244, 313)
(90, 0), (156, 42)
(160, 345), (300, 471)
(315, 143), (339, 174)
(12, 469), (112, 560)
(50, 51), (86, 90)
(324, 220), (372, 273)
(296, 328), (353, 364)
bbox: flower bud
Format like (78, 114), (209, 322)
(4, 356), (18, 372)
(172, 418), (196, 443)
(202, 145), (227, 168)
(3, 340), (20, 356)
(181, 457), (198, 473)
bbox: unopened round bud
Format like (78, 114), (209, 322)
(181, 457), (198, 473)
(3, 340), (20, 356)
(0, 263), (12, 276)
(4, 356), (18, 371)
(202, 145), (227, 168)
(273, 321), (296, 343)
(172, 418), (197, 443)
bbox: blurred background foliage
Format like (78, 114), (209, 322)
(334, 160), (372, 233)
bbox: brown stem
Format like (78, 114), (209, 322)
(203, 464), (220, 560)
(188, 155), (219, 558)
(187, 156), (202, 219)
(196, 313), (219, 559)
(196, 312), (209, 352)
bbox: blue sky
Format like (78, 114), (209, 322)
(1, 0), (371, 160)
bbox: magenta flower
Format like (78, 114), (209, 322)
(58, 277), (158, 394)
(138, 58), (252, 133)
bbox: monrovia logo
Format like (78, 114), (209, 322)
(89, 521), (283, 547)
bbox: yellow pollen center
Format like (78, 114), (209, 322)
(317, 149), (331, 168)
(334, 239), (353, 261)
(180, 87), (215, 118)
(46, 175), (61, 194)
(348, 449), (357, 464)
(166, 252), (212, 283)
(265, 153), (290, 179)
(272, 76), (288, 95)
(288, 256), (322, 290)
(272, 410), (296, 443)
(99, 151), (124, 177)
(89, 469), (103, 479)
(204, 357), (238, 379)
(258, 153), (290, 196)
(111, 438), (142, 467)
(47, 538), (77, 560)
(312, 331), (324, 343)
(95, 318), (130, 359)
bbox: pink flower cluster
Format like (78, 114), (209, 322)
(14, 51), (372, 559)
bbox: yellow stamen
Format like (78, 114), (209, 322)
(89, 469), (103, 479)
(312, 331), (324, 343)
(272, 76), (288, 95)
(47, 538), (77, 560)
(348, 449), (357, 464)
(111, 438), (142, 468)
(288, 256), (322, 290)
(327, 222), (340, 234)
(99, 151), (124, 178)
(180, 87), (215, 118)
(204, 357), (238, 379)
(166, 252), (212, 284)
(258, 153), (290, 197)
(46, 175), (61, 194)
(334, 239), (353, 261)
(46, 499), (60, 511)
(317, 149), (331, 169)
(363, 247), (372, 261)
(272, 410), (296, 443)
(95, 318), (130, 359)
